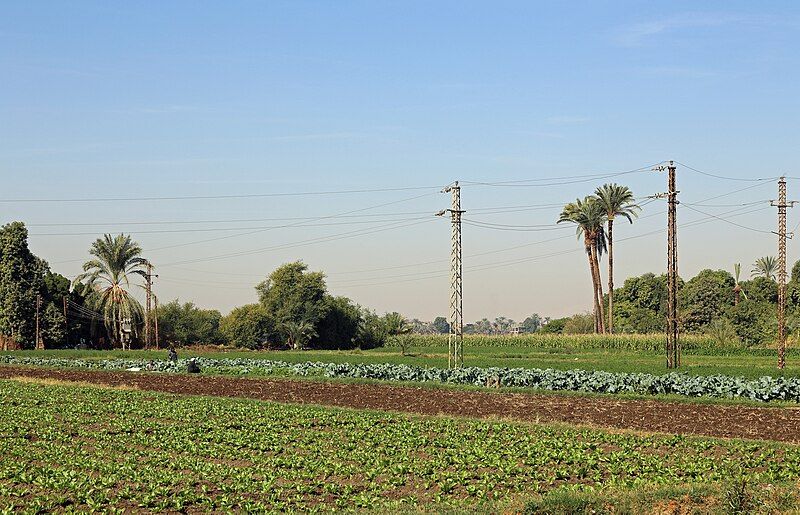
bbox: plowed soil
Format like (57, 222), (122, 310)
(3, 365), (800, 444)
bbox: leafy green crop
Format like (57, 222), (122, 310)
(2, 379), (800, 513)
(3, 354), (800, 403)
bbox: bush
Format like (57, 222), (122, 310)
(562, 313), (594, 334)
(219, 304), (276, 349)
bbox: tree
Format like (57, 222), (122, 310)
(256, 261), (327, 338)
(74, 234), (148, 349)
(40, 303), (67, 347)
(594, 183), (640, 333)
(752, 256), (778, 281)
(157, 300), (223, 346)
(0, 222), (44, 348)
(314, 295), (361, 349)
(220, 304), (275, 349)
(432, 316), (450, 334)
(383, 312), (411, 336)
(680, 269), (734, 332)
(520, 314), (542, 333)
(558, 196), (607, 333)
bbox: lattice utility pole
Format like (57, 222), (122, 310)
(144, 262), (158, 348)
(772, 177), (795, 370)
(436, 182), (465, 368)
(655, 161), (680, 368)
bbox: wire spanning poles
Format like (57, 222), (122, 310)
(436, 182), (465, 368)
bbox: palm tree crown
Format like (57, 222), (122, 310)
(74, 234), (148, 348)
(752, 256), (778, 281)
(594, 184), (640, 223)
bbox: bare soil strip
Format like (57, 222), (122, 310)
(3, 365), (800, 444)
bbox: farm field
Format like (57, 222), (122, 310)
(5, 342), (800, 380)
(2, 377), (800, 513)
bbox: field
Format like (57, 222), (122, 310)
(5, 337), (800, 513)
(2, 378), (800, 513)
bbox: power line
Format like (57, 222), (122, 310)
(674, 161), (778, 182)
(682, 204), (773, 234)
(460, 162), (663, 188)
(0, 185), (441, 203)
(30, 216), (432, 236)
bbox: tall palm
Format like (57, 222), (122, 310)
(74, 234), (148, 349)
(558, 197), (608, 333)
(594, 184), (640, 333)
(733, 263), (748, 306)
(752, 256), (778, 281)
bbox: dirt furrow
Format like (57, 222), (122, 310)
(3, 365), (800, 444)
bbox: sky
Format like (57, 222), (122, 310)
(2, 1), (799, 322)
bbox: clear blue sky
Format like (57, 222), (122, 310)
(2, 1), (799, 321)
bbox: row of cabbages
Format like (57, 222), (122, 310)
(2, 355), (799, 403)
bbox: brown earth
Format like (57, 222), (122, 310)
(3, 365), (800, 444)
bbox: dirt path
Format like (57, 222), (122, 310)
(3, 365), (800, 444)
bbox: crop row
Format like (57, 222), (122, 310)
(3, 355), (800, 403)
(386, 333), (719, 351)
(2, 379), (800, 513)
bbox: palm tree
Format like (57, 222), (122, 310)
(282, 319), (318, 350)
(558, 196), (608, 333)
(74, 234), (148, 350)
(594, 184), (640, 333)
(383, 312), (412, 354)
(733, 263), (748, 306)
(752, 256), (778, 281)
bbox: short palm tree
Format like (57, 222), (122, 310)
(752, 256), (778, 281)
(594, 184), (640, 333)
(283, 319), (317, 350)
(733, 263), (748, 305)
(558, 197), (608, 333)
(74, 234), (148, 349)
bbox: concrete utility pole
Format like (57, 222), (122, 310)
(153, 296), (160, 350)
(437, 182), (465, 368)
(144, 262), (158, 348)
(772, 177), (795, 370)
(35, 294), (43, 350)
(655, 161), (680, 368)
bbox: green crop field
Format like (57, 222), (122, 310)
(5, 335), (800, 380)
(2, 378), (800, 513)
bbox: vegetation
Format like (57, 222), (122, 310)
(558, 196), (608, 333)
(156, 300), (223, 346)
(3, 378), (800, 512)
(6, 354), (800, 402)
(74, 234), (148, 349)
(594, 183), (640, 333)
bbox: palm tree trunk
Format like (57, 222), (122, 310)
(590, 243), (607, 334)
(607, 217), (614, 333)
(585, 243), (601, 333)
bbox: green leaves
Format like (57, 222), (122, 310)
(4, 354), (800, 402)
(2, 378), (800, 512)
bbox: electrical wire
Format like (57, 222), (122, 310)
(674, 161), (779, 182)
(0, 185), (441, 203)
